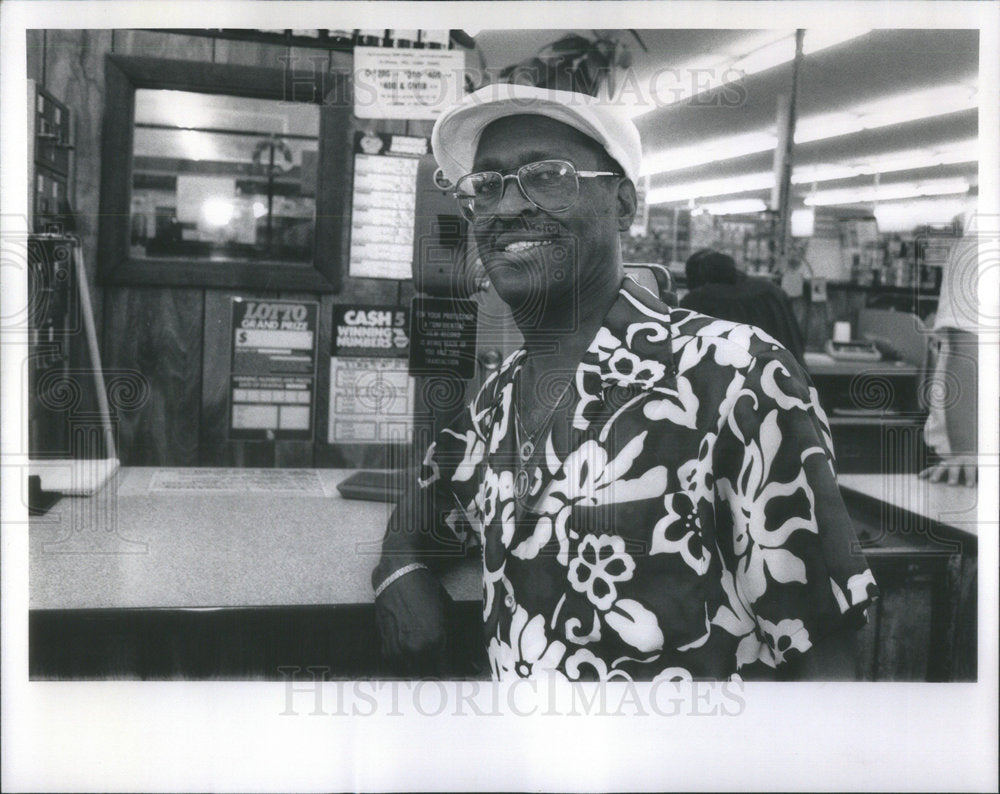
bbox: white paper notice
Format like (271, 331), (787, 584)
(353, 46), (465, 120)
(328, 357), (414, 444)
(148, 468), (325, 495)
(348, 133), (426, 280)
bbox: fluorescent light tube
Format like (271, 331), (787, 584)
(647, 140), (977, 205)
(803, 177), (970, 206)
(641, 82), (978, 178)
(626, 29), (870, 119)
(648, 172), (775, 204)
(701, 198), (768, 215)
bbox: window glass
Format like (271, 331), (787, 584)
(130, 89), (320, 264)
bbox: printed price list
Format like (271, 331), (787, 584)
(349, 153), (420, 280)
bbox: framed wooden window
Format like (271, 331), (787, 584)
(99, 55), (351, 291)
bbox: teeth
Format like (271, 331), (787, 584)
(503, 240), (552, 253)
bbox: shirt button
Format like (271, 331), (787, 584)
(504, 594), (515, 610)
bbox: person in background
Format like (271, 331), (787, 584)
(681, 248), (807, 367)
(920, 211), (979, 486)
(372, 83), (878, 681)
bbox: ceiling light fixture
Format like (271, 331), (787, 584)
(640, 81), (978, 178)
(803, 177), (970, 207)
(179, 129), (216, 162)
(647, 139), (978, 204)
(700, 198), (769, 215)
(790, 208), (815, 237)
(625, 28), (871, 119)
(201, 197), (235, 227)
(873, 197), (973, 232)
(795, 84), (979, 143)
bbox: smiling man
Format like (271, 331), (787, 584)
(371, 83), (879, 681)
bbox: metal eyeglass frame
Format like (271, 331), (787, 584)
(453, 159), (622, 222)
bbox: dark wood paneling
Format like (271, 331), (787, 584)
(276, 290), (321, 468)
(316, 72), (354, 294)
(103, 287), (203, 465)
(213, 38), (289, 69)
(43, 30), (113, 337)
(29, 602), (488, 680)
(944, 554), (977, 681)
(26, 30), (45, 81)
(44, 30), (421, 465)
(96, 54), (134, 291)
(200, 289), (277, 467)
(113, 29), (214, 61)
(871, 559), (937, 681)
(40, 32), (114, 419)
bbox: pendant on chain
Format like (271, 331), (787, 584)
(514, 468), (530, 500)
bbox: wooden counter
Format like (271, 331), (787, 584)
(838, 474), (978, 682)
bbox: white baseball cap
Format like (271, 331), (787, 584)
(431, 83), (643, 186)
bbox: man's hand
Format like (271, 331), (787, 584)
(374, 567), (451, 676)
(919, 456), (978, 487)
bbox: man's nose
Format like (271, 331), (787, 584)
(492, 173), (535, 217)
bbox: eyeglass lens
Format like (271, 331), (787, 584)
(456, 160), (579, 220)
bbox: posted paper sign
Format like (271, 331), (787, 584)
(229, 298), (318, 440)
(408, 295), (478, 378)
(149, 468), (324, 495)
(353, 46), (465, 120)
(348, 132), (427, 280)
(328, 304), (414, 444)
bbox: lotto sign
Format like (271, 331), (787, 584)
(230, 298), (318, 440)
(328, 304), (414, 444)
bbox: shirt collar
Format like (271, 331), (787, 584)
(486, 275), (677, 410)
(582, 275), (678, 390)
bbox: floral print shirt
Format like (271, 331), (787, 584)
(417, 277), (879, 681)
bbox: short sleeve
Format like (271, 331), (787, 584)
(712, 348), (880, 669)
(933, 213), (980, 333)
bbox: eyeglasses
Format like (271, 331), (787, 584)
(453, 159), (622, 222)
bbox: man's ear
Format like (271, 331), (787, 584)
(616, 179), (638, 232)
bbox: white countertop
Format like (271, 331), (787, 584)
(31, 467), (978, 611)
(29, 467), (481, 610)
(838, 473), (980, 538)
(804, 352), (921, 376)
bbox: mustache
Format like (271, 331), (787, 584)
(475, 217), (567, 249)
